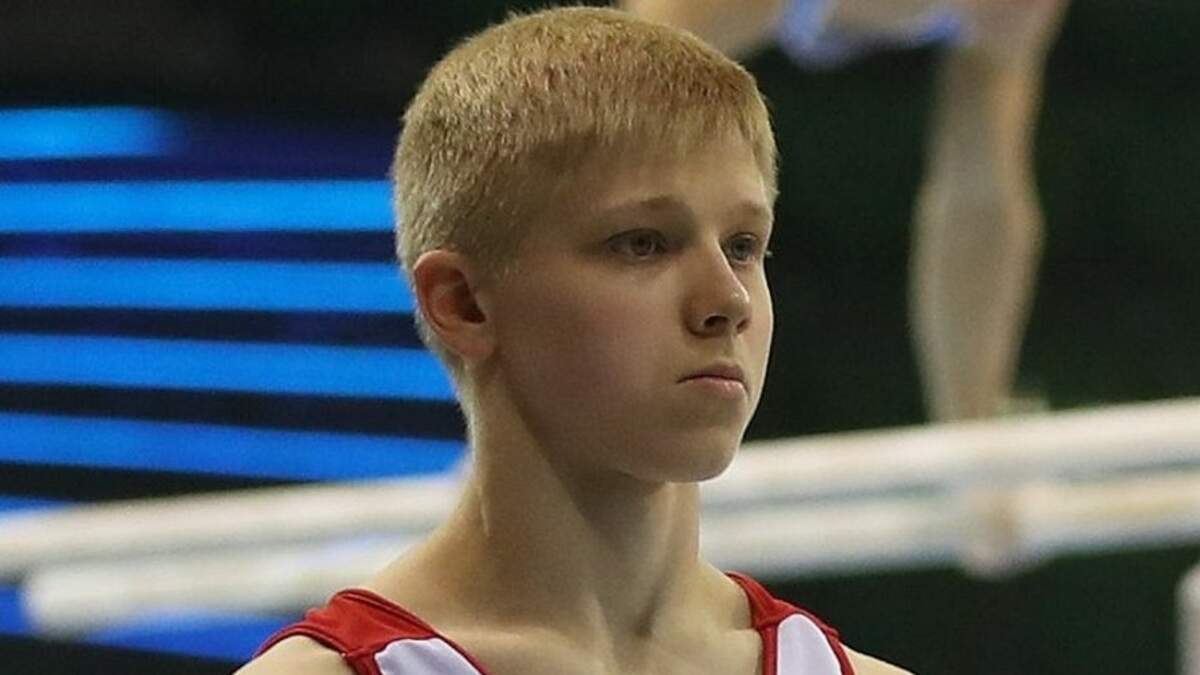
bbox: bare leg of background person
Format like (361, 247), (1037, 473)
(911, 0), (1069, 421)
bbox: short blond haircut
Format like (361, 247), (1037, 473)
(393, 5), (776, 384)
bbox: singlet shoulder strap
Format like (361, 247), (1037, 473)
(256, 589), (491, 675)
(727, 572), (856, 675)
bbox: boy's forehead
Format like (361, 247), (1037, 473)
(553, 138), (772, 221)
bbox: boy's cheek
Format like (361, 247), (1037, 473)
(512, 305), (641, 375)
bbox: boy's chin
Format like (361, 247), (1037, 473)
(631, 439), (742, 485)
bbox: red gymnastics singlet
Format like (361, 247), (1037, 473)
(257, 572), (854, 674)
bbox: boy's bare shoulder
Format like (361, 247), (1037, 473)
(234, 636), (355, 675)
(844, 646), (914, 675)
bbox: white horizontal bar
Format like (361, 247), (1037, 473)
(23, 495), (954, 635)
(702, 496), (961, 578)
(0, 477), (460, 575)
(705, 397), (1200, 508)
(5, 398), (1199, 577)
(25, 536), (410, 634)
(1014, 472), (1200, 562)
(22, 470), (1200, 634)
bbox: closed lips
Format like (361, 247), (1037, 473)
(680, 364), (745, 384)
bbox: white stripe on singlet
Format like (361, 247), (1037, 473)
(370, 611), (842, 674)
(374, 637), (483, 675)
(776, 613), (842, 674)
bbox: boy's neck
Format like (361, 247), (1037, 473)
(374, 408), (741, 652)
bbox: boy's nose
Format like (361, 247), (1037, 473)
(686, 250), (752, 337)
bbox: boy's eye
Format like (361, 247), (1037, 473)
(609, 230), (668, 259)
(725, 233), (769, 264)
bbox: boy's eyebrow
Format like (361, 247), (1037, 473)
(730, 199), (774, 227)
(594, 195), (773, 226)
(594, 195), (689, 220)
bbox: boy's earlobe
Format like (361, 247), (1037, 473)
(411, 250), (494, 363)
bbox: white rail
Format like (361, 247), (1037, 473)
(704, 396), (1200, 508)
(0, 476), (459, 576)
(3, 398), (1199, 577)
(4, 398), (1200, 635)
(23, 469), (1200, 634)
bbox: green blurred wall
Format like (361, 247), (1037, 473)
(743, 1), (1200, 437)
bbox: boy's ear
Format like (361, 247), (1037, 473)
(410, 250), (494, 365)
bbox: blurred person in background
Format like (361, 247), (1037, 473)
(622, 0), (1070, 421)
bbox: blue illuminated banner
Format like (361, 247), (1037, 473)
(0, 107), (180, 160)
(85, 611), (291, 662)
(0, 586), (30, 635)
(0, 334), (454, 400)
(0, 413), (466, 480)
(0, 496), (65, 515)
(0, 180), (392, 231)
(0, 258), (414, 312)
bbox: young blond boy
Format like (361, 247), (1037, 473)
(239, 7), (908, 674)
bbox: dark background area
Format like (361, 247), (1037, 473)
(2, 1), (1198, 673)
(4, 0), (1198, 433)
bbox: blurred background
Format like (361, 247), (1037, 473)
(1, 1), (1199, 673)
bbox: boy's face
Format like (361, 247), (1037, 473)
(485, 134), (774, 484)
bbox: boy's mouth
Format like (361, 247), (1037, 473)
(679, 362), (746, 387)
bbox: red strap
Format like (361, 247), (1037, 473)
(726, 572), (856, 675)
(256, 589), (438, 656)
(261, 579), (855, 675)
